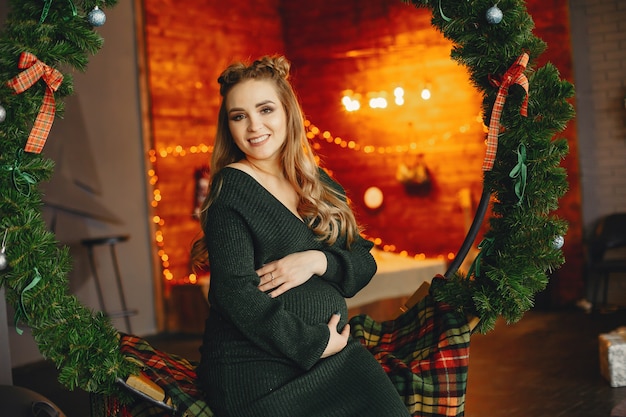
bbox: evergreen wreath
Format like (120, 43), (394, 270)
(0, 0), (573, 399)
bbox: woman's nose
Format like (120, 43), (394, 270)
(247, 115), (261, 132)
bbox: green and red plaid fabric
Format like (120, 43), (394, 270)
(93, 334), (213, 417)
(7, 51), (63, 154)
(482, 52), (529, 171)
(350, 277), (472, 417)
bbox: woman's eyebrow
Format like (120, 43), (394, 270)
(228, 100), (276, 114)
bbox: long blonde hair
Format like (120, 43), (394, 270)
(191, 55), (360, 271)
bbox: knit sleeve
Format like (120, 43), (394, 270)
(320, 235), (377, 297)
(205, 202), (330, 370)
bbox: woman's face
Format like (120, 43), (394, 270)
(225, 79), (287, 165)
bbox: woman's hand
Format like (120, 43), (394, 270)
(321, 313), (350, 358)
(257, 250), (327, 298)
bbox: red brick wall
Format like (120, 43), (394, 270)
(142, 0), (582, 306)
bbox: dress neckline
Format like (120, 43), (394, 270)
(222, 166), (305, 224)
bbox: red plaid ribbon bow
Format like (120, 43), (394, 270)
(483, 52), (530, 171)
(7, 52), (64, 154)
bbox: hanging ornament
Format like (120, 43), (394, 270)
(552, 235), (564, 250)
(88, 5), (106, 27)
(0, 231), (8, 271)
(486, 5), (503, 24)
(0, 104), (6, 123)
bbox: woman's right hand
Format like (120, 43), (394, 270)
(321, 313), (350, 358)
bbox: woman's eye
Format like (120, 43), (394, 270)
(231, 114), (245, 121)
(260, 106), (273, 114)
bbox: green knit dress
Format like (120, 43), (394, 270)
(197, 167), (410, 417)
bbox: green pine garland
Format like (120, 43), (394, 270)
(0, 0), (573, 400)
(0, 0), (137, 397)
(403, 0), (574, 332)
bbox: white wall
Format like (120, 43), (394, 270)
(570, 0), (626, 231)
(5, 1), (157, 367)
(569, 0), (626, 304)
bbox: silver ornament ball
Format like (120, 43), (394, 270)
(0, 253), (6, 271)
(486, 5), (503, 24)
(553, 235), (565, 250)
(0, 104), (6, 123)
(88, 6), (107, 27)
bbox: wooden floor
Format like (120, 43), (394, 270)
(11, 304), (626, 417)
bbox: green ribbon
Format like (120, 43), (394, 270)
(509, 143), (527, 205)
(14, 268), (43, 335)
(437, 0), (470, 23)
(438, 0), (452, 22)
(2, 149), (38, 197)
(467, 237), (495, 279)
(40, 0), (78, 24)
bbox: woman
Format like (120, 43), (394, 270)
(191, 55), (411, 417)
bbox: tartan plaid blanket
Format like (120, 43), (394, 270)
(94, 279), (470, 417)
(350, 279), (472, 417)
(91, 334), (214, 417)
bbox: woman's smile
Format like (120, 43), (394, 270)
(248, 134), (270, 145)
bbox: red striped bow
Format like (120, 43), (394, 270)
(483, 52), (530, 171)
(7, 52), (64, 154)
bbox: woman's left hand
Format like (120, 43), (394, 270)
(257, 250), (327, 298)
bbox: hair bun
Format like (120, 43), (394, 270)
(217, 55), (291, 96)
(254, 55), (290, 80)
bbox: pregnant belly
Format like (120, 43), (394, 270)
(276, 276), (348, 325)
